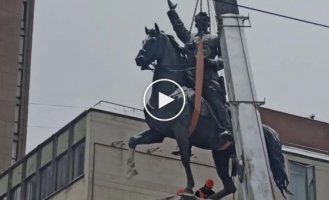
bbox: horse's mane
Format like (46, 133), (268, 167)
(165, 33), (187, 56)
(148, 27), (186, 56)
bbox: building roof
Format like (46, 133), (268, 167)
(260, 107), (329, 155)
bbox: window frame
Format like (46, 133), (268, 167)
(0, 195), (7, 200)
(289, 160), (316, 200)
(24, 175), (36, 200)
(55, 151), (69, 189)
(39, 163), (53, 199)
(72, 139), (86, 180)
(0, 174), (8, 198)
(9, 185), (21, 200)
(0, 112), (88, 200)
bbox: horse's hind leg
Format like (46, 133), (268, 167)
(173, 124), (194, 194)
(209, 146), (236, 200)
(127, 129), (164, 174)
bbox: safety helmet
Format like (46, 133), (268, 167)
(205, 179), (214, 189)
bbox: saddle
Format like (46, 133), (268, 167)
(170, 87), (211, 117)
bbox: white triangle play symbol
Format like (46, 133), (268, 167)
(158, 92), (175, 109)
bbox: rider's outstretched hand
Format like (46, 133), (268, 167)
(167, 0), (177, 10)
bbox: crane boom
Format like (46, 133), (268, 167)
(213, 0), (275, 199)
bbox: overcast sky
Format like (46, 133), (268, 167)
(27, 0), (329, 152)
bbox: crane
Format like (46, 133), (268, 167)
(212, 0), (275, 199)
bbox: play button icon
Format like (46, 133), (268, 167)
(143, 79), (186, 121)
(158, 92), (175, 109)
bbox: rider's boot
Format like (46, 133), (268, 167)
(203, 81), (234, 144)
(210, 98), (234, 142)
(219, 129), (233, 142)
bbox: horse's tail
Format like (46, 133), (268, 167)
(262, 124), (293, 199)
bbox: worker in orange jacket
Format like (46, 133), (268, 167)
(195, 179), (215, 198)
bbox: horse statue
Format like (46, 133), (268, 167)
(127, 23), (291, 199)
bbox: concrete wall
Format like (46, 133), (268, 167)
(92, 145), (221, 200)
(44, 110), (328, 200)
(49, 179), (87, 200)
(0, 0), (22, 173)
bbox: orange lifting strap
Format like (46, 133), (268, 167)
(189, 37), (204, 135)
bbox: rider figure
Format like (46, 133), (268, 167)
(167, 0), (233, 139)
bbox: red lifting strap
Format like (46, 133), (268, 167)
(189, 37), (204, 135)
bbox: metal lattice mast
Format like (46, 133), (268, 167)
(212, 0), (275, 199)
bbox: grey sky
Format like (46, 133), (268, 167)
(27, 0), (329, 152)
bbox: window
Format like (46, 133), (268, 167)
(73, 141), (85, 178)
(40, 142), (53, 167)
(0, 174), (8, 197)
(14, 105), (20, 122)
(16, 70), (22, 86)
(21, 2), (27, 22)
(25, 176), (36, 200)
(40, 164), (53, 198)
(56, 153), (69, 188)
(16, 86), (21, 98)
(0, 195), (7, 200)
(57, 131), (69, 156)
(10, 186), (21, 200)
(20, 2), (27, 30)
(19, 36), (24, 55)
(11, 141), (18, 163)
(26, 154), (37, 178)
(73, 117), (86, 144)
(11, 164), (22, 188)
(18, 55), (23, 63)
(290, 161), (316, 200)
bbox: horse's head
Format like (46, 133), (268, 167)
(135, 23), (175, 69)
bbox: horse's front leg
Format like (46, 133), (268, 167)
(127, 129), (164, 178)
(126, 148), (137, 178)
(173, 124), (194, 194)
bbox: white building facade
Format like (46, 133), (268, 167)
(0, 108), (328, 200)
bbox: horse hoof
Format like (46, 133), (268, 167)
(127, 168), (138, 179)
(184, 188), (194, 194)
(126, 158), (135, 168)
(227, 185), (237, 194)
(178, 192), (197, 200)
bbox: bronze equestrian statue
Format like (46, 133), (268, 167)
(128, 24), (291, 199)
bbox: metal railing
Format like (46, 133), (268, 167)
(93, 100), (144, 119)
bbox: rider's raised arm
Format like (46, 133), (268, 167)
(167, 2), (192, 44)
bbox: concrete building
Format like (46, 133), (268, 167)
(0, 0), (35, 172)
(0, 107), (328, 200)
(260, 108), (329, 200)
